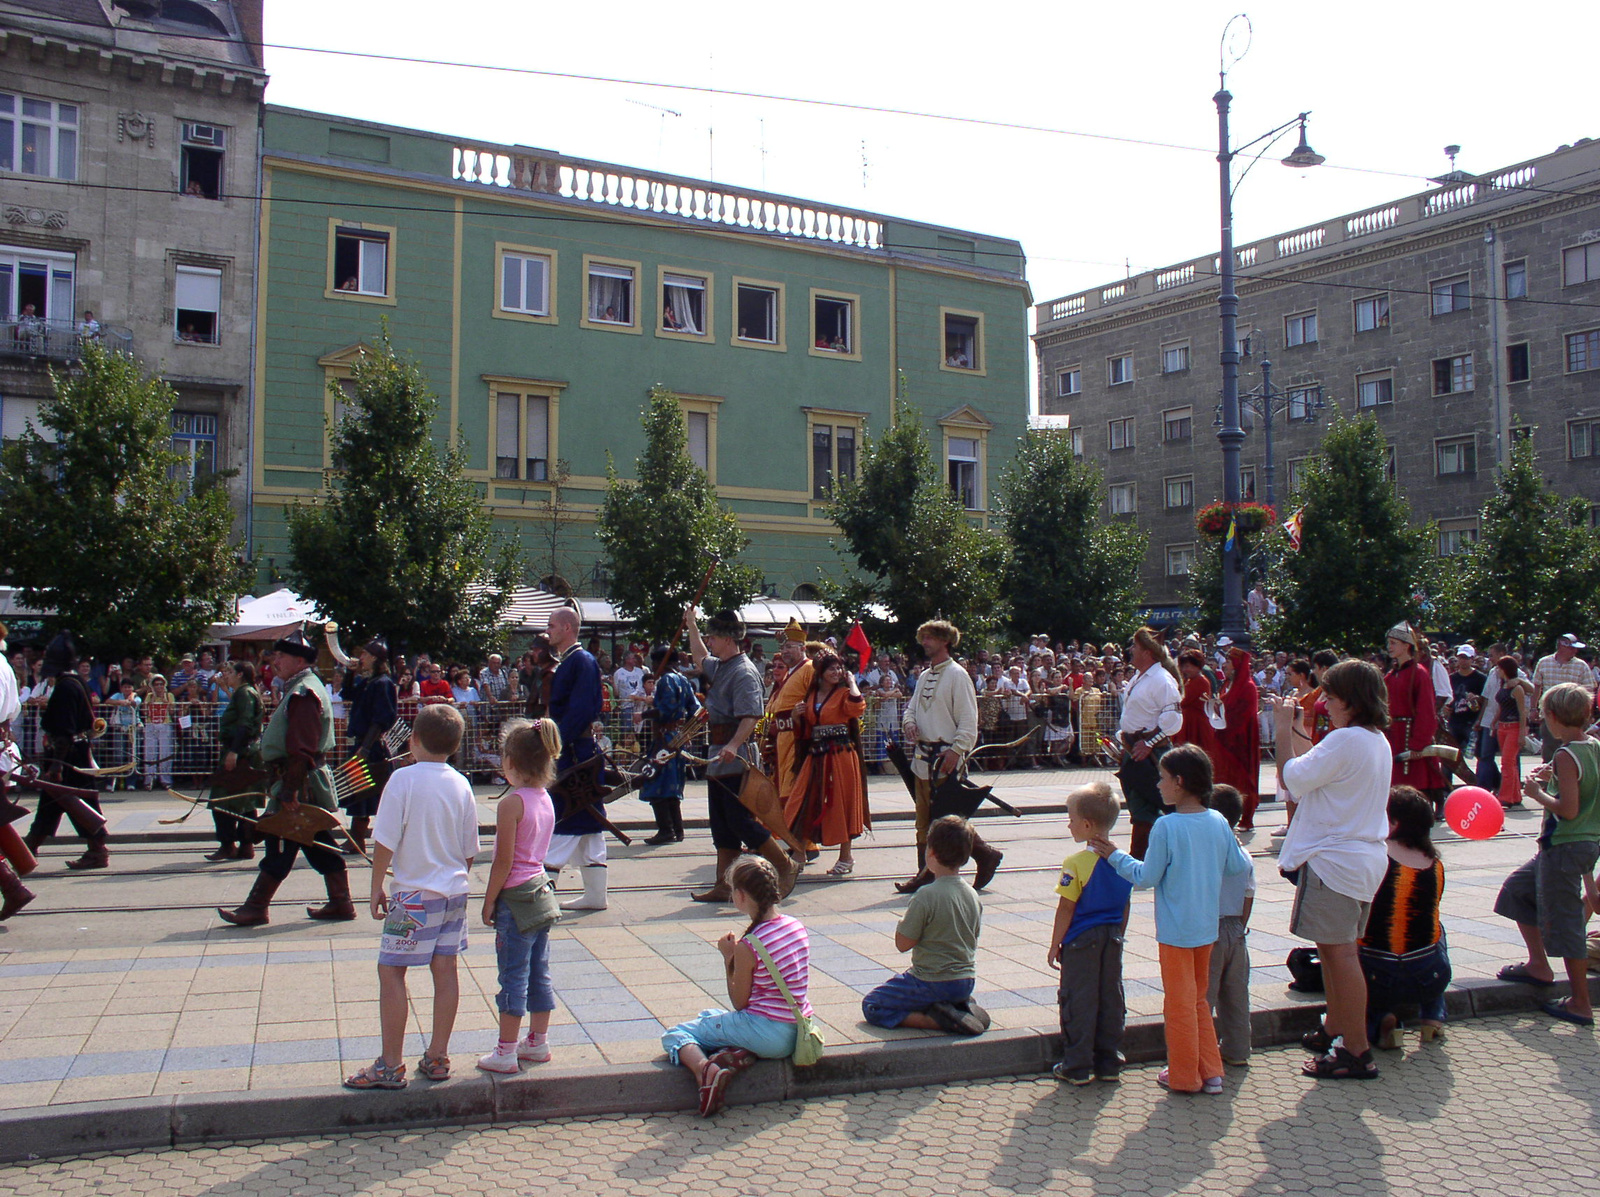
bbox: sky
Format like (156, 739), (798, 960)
(260, 0), (1594, 318)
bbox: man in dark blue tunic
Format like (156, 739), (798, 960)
(544, 605), (608, 911)
(340, 636), (398, 856)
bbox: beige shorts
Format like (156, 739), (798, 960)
(1289, 862), (1372, 945)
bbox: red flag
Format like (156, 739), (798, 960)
(845, 622), (872, 669)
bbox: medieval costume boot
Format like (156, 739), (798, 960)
(758, 837), (798, 900)
(206, 810), (237, 860)
(645, 804), (676, 846)
(691, 848), (740, 902)
(0, 859), (35, 920)
(204, 843), (238, 861)
(307, 869), (359, 920)
(217, 872), (283, 926)
(671, 804), (685, 842)
(896, 844), (932, 895)
(344, 817), (371, 857)
(23, 832), (45, 857)
(65, 831), (109, 871)
(970, 833), (1004, 891)
(561, 865), (609, 911)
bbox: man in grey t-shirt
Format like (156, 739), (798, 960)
(683, 605), (796, 902)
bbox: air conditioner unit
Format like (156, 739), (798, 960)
(183, 123), (225, 148)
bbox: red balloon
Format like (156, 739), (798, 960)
(1444, 786), (1504, 840)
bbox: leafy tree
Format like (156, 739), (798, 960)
(995, 428), (1144, 643)
(1263, 414), (1429, 651)
(595, 385), (761, 643)
(824, 394), (1006, 647)
(1440, 435), (1600, 648)
(0, 343), (248, 659)
(286, 330), (519, 659)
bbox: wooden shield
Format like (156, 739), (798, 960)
(737, 766), (806, 856)
(255, 804), (342, 849)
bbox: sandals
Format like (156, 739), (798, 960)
(343, 1058), (408, 1090)
(1302, 1046), (1379, 1080)
(697, 1059), (733, 1117)
(1497, 964), (1558, 987)
(1539, 998), (1596, 1027)
(826, 859), (854, 877)
(416, 1052), (451, 1081)
(708, 1047), (758, 1071)
(1301, 1025), (1333, 1054)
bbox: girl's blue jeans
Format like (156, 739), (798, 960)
(493, 902), (555, 1017)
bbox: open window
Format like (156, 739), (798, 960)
(584, 259), (637, 329)
(941, 309), (982, 371)
(174, 265), (221, 344)
(659, 270), (709, 339)
(331, 225), (391, 298)
(810, 290), (859, 358)
(734, 279), (783, 348)
(179, 122), (225, 199)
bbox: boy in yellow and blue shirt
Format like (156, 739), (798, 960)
(1047, 782), (1133, 1083)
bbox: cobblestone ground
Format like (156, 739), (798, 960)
(4, 1013), (1595, 1196)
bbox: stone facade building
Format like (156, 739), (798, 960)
(1034, 138), (1600, 613)
(0, 0), (266, 528)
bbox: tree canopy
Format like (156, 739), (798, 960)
(995, 427), (1144, 644)
(595, 385), (761, 643)
(0, 343), (248, 659)
(285, 330), (519, 659)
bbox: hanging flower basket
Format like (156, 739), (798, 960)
(1232, 502), (1277, 533)
(1196, 502), (1232, 537)
(1196, 500), (1278, 538)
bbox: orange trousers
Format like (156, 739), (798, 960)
(1158, 942), (1223, 1092)
(1497, 722), (1524, 806)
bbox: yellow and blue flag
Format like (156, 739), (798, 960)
(1224, 513), (1237, 553)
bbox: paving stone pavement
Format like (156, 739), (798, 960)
(0, 763), (1567, 1112)
(1, 1012), (1595, 1195)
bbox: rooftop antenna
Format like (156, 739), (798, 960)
(624, 98), (682, 168)
(1430, 144), (1470, 185)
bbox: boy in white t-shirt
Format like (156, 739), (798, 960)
(344, 703), (482, 1090)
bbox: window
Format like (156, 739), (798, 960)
(1285, 311), (1318, 346)
(809, 419), (859, 501)
(1438, 521), (1479, 556)
(1108, 353), (1133, 385)
(1287, 386), (1317, 420)
(947, 436), (980, 510)
(170, 412), (217, 490)
(1166, 544), (1196, 577)
(585, 259), (636, 328)
(173, 265), (221, 344)
(1436, 436), (1477, 476)
(1069, 427), (1084, 457)
(1108, 482), (1137, 515)
(1432, 354), (1475, 394)
(1161, 342), (1190, 373)
(942, 309), (982, 371)
(810, 291), (859, 357)
(1431, 275), (1471, 314)
(677, 395), (721, 479)
(0, 395), (51, 443)
(1164, 475), (1194, 509)
(331, 225), (391, 298)
(1504, 260), (1527, 300)
(1163, 407), (1192, 442)
(1511, 425), (1534, 444)
(1356, 371), (1393, 408)
(0, 92), (77, 180)
(1287, 458), (1312, 492)
(734, 279), (783, 348)
(1056, 367), (1081, 398)
(1108, 417), (1135, 451)
(0, 245), (75, 334)
(1239, 465), (1257, 500)
(497, 246), (553, 319)
(660, 269), (710, 338)
(1354, 294), (1390, 332)
(1507, 343), (1531, 383)
(1567, 330), (1600, 373)
(1564, 240), (1600, 286)
(1569, 418), (1600, 460)
(179, 122), (225, 199)
(495, 392), (550, 481)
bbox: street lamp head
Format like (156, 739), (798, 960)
(1282, 114), (1325, 169)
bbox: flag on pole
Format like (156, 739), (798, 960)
(1223, 513), (1237, 554)
(1283, 507), (1305, 552)
(845, 622), (872, 670)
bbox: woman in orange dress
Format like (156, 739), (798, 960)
(785, 653), (870, 877)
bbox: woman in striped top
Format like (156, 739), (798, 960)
(661, 856), (811, 1116)
(1360, 786), (1451, 1049)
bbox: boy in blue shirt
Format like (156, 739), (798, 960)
(1048, 782), (1133, 1083)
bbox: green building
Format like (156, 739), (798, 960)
(252, 106), (1031, 599)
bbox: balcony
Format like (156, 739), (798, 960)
(0, 318), (133, 363)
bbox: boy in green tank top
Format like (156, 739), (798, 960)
(1493, 682), (1600, 1025)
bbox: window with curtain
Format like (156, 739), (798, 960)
(662, 273), (705, 334)
(174, 265), (222, 343)
(588, 263), (633, 324)
(685, 410), (709, 470)
(496, 393), (550, 481)
(333, 229), (389, 296)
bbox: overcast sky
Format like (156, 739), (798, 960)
(261, 0), (1593, 313)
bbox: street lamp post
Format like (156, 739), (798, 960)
(1213, 31), (1323, 647)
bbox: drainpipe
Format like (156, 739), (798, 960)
(1485, 224), (1509, 469)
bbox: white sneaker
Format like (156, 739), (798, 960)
(518, 1036), (552, 1064)
(476, 1047), (520, 1074)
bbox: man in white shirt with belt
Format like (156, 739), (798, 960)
(1117, 627), (1184, 859)
(899, 620), (1003, 894)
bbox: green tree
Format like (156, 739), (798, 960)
(995, 428), (1144, 643)
(1264, 414), (1429, 651)
(0, 343), (248, 659)
(1441, 435), (1600, 647)
(595, 385), (761, 642)
(824, 394), (1006, 647)
(286, 330), (519, 659)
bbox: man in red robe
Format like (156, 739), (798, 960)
(1211, 645), (1261, 829)
(1384, 622), (1444, 813)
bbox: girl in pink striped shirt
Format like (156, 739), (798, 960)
(662, 856), (811, 1116)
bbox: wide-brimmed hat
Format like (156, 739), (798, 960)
(272, 628), (319, 662)
(706, 609), (745, 641)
